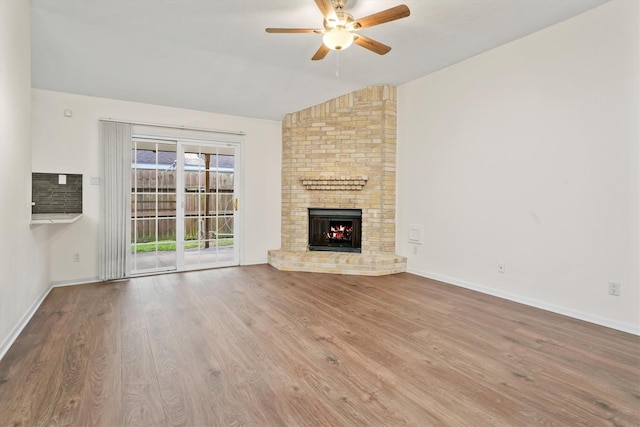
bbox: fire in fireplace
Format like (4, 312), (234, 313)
(327, 224), (352, 241)
(308, 208), (362, 253)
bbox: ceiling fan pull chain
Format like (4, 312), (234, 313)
(336, 51), (340, 84)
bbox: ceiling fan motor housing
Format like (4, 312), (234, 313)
(324, 12), (354, 30)
(265, 0), (410, 60)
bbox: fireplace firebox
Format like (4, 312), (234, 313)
(308, 208), (362, 253)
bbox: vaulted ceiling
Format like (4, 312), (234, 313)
(31, 0), (609, 121)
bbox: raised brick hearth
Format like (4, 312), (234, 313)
(268, 85), (407, 275)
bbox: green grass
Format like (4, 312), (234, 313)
(132, 238), (234, 253)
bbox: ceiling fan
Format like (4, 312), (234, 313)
(265, 0), (410, 61)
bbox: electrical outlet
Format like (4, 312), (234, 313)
(73, 252), (80, 263)
(608, 281), (620, 296)
(498, 263), (505, 273)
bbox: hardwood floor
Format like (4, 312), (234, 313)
(0, 265), (638, 426)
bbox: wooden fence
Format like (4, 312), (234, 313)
(132, 169), (234, 191)
(131, 169), (234, 243)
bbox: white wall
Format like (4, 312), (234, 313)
(397, 0), (639, 334)
(32, 89), (282, 284)
(0, 0), (50, 357)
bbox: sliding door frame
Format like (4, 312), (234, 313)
(131, 132), (243, 274)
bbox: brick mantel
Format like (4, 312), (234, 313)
(300, 176), (368, 191)
(269, 85), (406, 275)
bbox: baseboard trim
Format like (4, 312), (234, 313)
(0, 285), (52, 361)
(241, 260), (268, 266)
(50, 276), (101, 288)
(407, 268), (640, 336)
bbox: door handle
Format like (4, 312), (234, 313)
(234, 198), (238, 211)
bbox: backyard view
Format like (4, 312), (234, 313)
(130, 141), (236, 272)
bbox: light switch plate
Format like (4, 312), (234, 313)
(408, 225), (423, 244)
(90, 176), (100, 185)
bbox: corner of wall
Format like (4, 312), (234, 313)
(0, 0), (52, 360)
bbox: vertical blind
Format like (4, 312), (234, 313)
(99, 121), (131, 280)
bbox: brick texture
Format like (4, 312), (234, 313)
(32, 173), (83, 214)
(271, 85), (406, 275)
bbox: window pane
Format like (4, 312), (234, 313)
(158, 218), (176, 242)
(184, 217), (199, 242)
(133, 218), (157, 243)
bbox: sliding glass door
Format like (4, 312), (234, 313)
(181, 143), (238, 269)
(131, 139), (178, 273)
(130, 138), (239, 275)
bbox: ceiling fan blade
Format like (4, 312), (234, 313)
(311, 44), (331, 61)
(353, 34), (391, 55)
(314, 0), (337, 21)
(266, 28), (322, 34)
(353, 4), (410, 30)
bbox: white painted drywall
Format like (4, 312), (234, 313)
(31, 89), (282, 284)
(397, 0), (639, 333)
(0, 0), (51, 356)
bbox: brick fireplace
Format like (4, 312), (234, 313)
(268, 85), (407, 275)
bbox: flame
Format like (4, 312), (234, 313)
(326, 224), (353, 240)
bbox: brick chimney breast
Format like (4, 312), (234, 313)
(269, 85), (406, 276)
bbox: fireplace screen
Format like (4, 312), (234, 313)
(308, 208), (362, 253)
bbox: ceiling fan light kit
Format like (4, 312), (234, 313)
(265, 0), (410, 60)
(323, 29), (354, 50)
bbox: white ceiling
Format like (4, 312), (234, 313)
(31, 0), (609, 121)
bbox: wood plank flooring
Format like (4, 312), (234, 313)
(0, 264), (638, 426)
